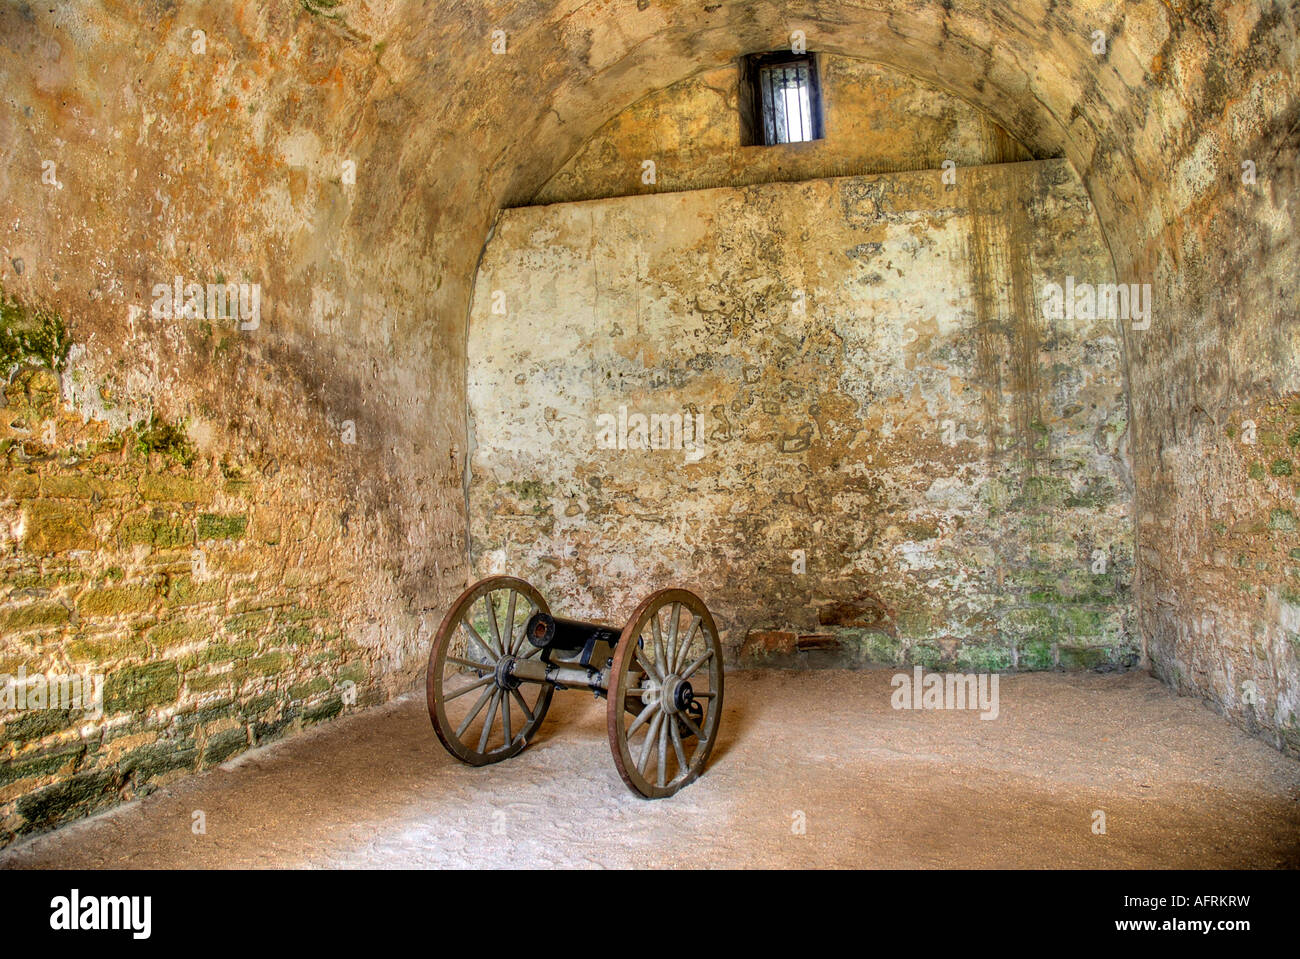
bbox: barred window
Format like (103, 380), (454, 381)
(741, 53), (824, 146)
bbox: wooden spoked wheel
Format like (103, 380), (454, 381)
(427, 576), (554, 766)
(607, 589), (724, 798)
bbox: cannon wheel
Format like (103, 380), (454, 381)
(607, 588), (724, 798)
(427, 576), (554, 766)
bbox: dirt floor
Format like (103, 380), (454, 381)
(2, 669), (1298, 869)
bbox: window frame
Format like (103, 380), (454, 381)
(740, 51), (825, 147)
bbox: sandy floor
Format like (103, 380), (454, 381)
(2, 669), (1297, 869)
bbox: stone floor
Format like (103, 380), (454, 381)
(2, 669), (1297, 869)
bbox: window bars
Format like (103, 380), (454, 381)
(744, 53), (824, 145)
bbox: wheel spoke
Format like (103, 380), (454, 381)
(502, 691), (513, 746)
(651, 614), (667, 675)
(674, 616), (701, 673)
(460, 621), (499, 664)
(448, 655), (491, 672)
(665, 603), (681, 672)
(456, 682), (496, 738)
(443, 673), (495, 701)
(510, 687), (535, 723)
(635, 648), (662, 682)
(483, 594), (504, 656)
(638, 711), (664, 774)
(681, 648), (713, 680)
(679, 711), (704, 740)
(512, 602), (538, 654)
(656, 719), (668, 788)
(627, 700), (657, 737)
(478, 689), (501, 753)
(503, 589), (519, 654)
(670, 719), (689, 775)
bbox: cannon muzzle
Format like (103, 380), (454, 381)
(524, 611), (619, 653)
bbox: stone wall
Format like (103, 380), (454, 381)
(0, 293), (390, 843)
(1124, 74), (1300, 755)
(536, 56), (1032, 204)
(469, 159), (1134, 669)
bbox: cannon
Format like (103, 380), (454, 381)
(426, 576), (724, 798)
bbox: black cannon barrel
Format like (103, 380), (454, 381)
(525, 612), (620, 652)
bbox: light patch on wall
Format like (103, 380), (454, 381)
(468, 159), (1134, 670)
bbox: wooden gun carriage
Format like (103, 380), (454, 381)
(426, 576), (724, 798)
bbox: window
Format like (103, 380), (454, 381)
(740, 52), (824, 146)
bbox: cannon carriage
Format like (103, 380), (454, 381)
(426, 575), (723, 798)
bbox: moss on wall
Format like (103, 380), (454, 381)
(131, 415), (197, 469)
(0, 287), (69, 379)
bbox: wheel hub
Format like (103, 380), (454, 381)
(494, 655), (520, 690)
(658, 674), (694, 714)
(673, 679), (695, 712)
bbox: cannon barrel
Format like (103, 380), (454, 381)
(525, 611), (620, 652)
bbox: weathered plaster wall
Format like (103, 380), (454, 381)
(535, 56), (1032, 204)
(1124, 46), (1300, 756)
(469, 160), (1134, 669)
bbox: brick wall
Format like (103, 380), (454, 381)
(0, 356), (380, 844)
